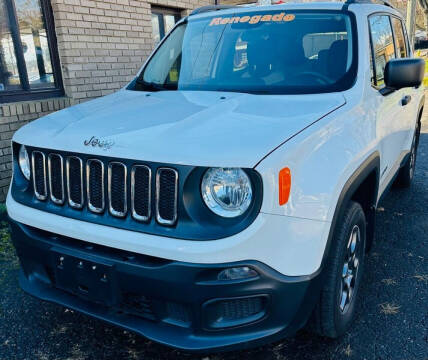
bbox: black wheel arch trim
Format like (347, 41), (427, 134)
(417, 94), (425, 117)
(287, 153), (380, 326)
(321, 152), (380, 269)
(417, 95), (425, 145)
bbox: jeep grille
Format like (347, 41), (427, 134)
(31, 150), (179, 226)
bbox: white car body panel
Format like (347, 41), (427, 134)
(7, 193), (330, 276)
(258, 7), (423, 223)
(7, 3), (425, 278)
(12, 90), (345, 168)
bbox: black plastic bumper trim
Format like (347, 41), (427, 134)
(10, 218), (323, 352)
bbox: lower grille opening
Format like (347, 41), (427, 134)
(121, 293), (156, 321)
(205, 296), (267, 329)
(165, 301), (191, 327)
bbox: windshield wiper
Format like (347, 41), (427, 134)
(135, 78), (175, 92)
(213, 88), (272, 95)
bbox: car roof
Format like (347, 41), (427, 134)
(189, 1), (399, 20)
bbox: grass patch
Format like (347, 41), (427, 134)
(379, 303), (400, 315)
(381, 278), (397, 286)
(0, 221), (14, 261)
(342, 344), (353, 357)
(414, 274), (428, 284)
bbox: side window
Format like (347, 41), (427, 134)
(402, 22), (412, 56)
(369, 15), (395, 87)
(391, 17), (407, 58)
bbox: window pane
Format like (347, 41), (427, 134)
(15, 0), (55, 88)
(391, 17), (407, 58)
(303, 30), (350, 76)
(164, 14), (176, 35)
(151, 14), (161, 45)
(369, 15), (395, 86)
(0, 1), (22, 91)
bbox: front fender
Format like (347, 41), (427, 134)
(255, 103), (379, 223)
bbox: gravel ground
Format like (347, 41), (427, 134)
(0, 117), (427, 360)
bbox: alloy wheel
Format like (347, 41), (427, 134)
(339, 225), (361, 313)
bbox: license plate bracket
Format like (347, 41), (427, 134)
(52, 249), (117, 306)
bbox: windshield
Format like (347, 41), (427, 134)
(136, 10), (357, 95)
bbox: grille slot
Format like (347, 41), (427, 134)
(87, 159), (105, 213)
(32, 151), (47, 201)
(120, 293), (156, 321)
(131, 165), (151, 222)
(48, 154), (64, 204)
(108, 162), (127, 217)
(66, 156), (84, 209)
(155, 168), (178, 225)
(216, 297), (264, 321)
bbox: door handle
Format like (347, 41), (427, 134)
(401, 95), (411, 106)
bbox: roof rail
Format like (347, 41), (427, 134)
(344, 0), (395, 9)
(190, 5), (237, 16)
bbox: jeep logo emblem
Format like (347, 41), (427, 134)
(84, 136), (115, 150)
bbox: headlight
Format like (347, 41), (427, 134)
(18, 145), (31, 181)
(201, 168), (252, 218)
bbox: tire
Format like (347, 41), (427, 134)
(308, 201), (366, 338)
(394, 123), (420, 188)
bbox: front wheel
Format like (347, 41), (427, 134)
(308, 201), (366, 338)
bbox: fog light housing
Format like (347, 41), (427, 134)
(217, 266), (258, 281)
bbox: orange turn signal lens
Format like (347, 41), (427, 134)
(279, 167), (291, 206)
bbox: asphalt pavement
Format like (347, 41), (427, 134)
(0, 114), (427, 360)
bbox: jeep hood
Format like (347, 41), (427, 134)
(14, 89), (345, 168)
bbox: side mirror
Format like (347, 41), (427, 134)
(384, 58), (425, 90)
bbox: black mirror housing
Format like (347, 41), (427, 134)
(384, 58), (425, 90)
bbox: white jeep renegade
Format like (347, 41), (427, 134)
(7, 0), (425, 352)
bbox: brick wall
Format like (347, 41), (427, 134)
(51, 0), (213, 104)
(0, 0), (212, 201)
(0, 98), (73, 201)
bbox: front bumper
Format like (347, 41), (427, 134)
(7, 192), (331, 277)
(10, 219), (323, 352)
